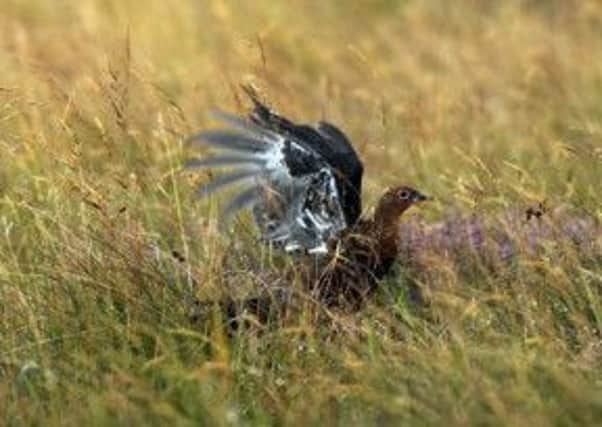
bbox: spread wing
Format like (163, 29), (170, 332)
(186, 97), (363, 254)
(247, 95), (364, 226)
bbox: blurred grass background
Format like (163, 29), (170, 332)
(0, 0), (601, 425)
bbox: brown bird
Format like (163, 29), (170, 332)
(186, 90), (428, 318)
(309, 185), (428, 309)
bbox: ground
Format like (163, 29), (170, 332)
(1, 1), (601, 425)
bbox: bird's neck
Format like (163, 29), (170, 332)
(372, 206), (405, 262)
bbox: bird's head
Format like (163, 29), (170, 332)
(375, 185), (429, 224)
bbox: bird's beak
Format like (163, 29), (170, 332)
(412, 192), (430, 203)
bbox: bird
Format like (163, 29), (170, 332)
(185, 89), (428, 312)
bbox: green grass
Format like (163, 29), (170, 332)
(1, 0), (601, 425)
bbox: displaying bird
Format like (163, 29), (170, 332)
(186, 90), (428, 311)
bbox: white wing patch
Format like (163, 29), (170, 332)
(256, 167), (347, 254)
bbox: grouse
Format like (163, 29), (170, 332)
(186, 91), (428, 311)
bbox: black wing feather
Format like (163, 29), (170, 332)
(186, 90), (364, 254)
(246, 93), (364, 225)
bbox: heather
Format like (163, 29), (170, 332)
(1, 1), (601, 426)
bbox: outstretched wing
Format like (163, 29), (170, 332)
(186, 99), (362, 254)
(247, 95), (364, 226)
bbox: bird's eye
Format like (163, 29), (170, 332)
(399, 190), (410, 199)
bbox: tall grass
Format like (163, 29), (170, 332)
(1, 1), (601, 425)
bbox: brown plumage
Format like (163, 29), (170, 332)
(186, 91), (429, 324)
